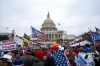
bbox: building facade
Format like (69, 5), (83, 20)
(0, 33), (10, 36)
(41, 12), (63, 41)
(65, 35), (76, 40)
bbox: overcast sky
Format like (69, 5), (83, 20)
(0, 0), (100, 36)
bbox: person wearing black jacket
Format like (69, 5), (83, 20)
(44, 56), (56, 66)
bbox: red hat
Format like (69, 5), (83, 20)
(52, 45), (59, 51)
(36, 50), (44, 59)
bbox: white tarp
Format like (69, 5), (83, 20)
(80, 40), (91, 46)
(70, 40), (91, 47)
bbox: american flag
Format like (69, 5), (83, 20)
(31, 26), (47, 41)
(90, 30), (100, 44)
(92, 33), (100, 43)
(52, 50), (70, 66)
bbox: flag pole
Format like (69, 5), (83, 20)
(88, 28), (98, 52)
(88, 28), (95, 44)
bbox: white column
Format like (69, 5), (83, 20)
(51, 34), (52, 41)
(49, 34), (50, 40)
(53, 34), (54, 41)
(52, 34), (54, 41)
(54, 34), (56, 40)
(48, 34), (49, 40)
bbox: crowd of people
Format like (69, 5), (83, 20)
(0, 43), (100, 66)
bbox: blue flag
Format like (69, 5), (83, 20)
(92, 33), (100, 41)
(90, 30), (100, 44)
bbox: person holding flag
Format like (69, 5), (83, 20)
(44, 44), (71, 66)
(23, 33), (30, 46)
(52, 48), (70, 66)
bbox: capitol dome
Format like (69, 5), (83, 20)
(41, 12), (57, 31)
(40, 12), (61, 41)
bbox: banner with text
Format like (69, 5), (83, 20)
(0, 40), (17, 50)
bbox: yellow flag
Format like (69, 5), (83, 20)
(23, 38), (30, 44)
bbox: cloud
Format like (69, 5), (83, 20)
(0, 0), (100, 36)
